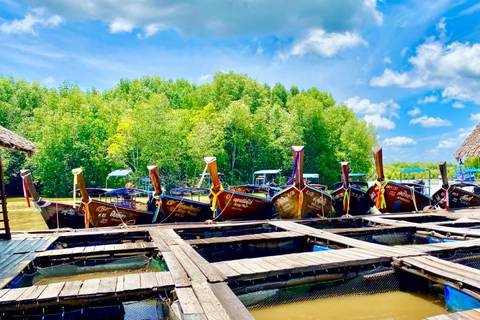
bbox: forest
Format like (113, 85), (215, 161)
(0, 72), (466, 197)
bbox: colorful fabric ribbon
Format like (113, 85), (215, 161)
(152, 195), (163, 223)
(375, 179), (389, 210)
(210, 184), (224, 218)
(21, 177), (30, 208)
(293, 185), (307, 218)
(84, 197), (92, 228)
(343, 187), (350, 213)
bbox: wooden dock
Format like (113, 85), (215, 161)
(1, 210), (480, 319)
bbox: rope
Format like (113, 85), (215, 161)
(409, 186), (418, 212)
(21, 175), (30, 208)
(157, 196), (186, 224)
(210, 184), (224, 219)
(212, 190), (235, 221)
(375, 179), (389, 210)
(197, 163), (209, 188)
(112, 203), (136, 228)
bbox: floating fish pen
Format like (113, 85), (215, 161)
(2, 213), (480, 319)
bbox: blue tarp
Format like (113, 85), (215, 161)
(349, 173), (365, 177)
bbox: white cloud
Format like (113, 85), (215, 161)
(109, 18), (134, 33)
(286, 29), (367, 58)
(137, 23), (165, 39)
(407, 107), (421, 116)
(343, 96), (399, 117)
(418, 95), (438, 104)
(21, 0), (383, 38)
(437, 138), (457, 149)
(452, 101), (465, 109)
(383, 136), (417, 146)
(383, 57), (391, 64)
(436, 17), (447, 42)
(371, 38), (480, 104)
(459, 3), (480, 16)
(409, 115), (452, 127)
(354, 78), (365, 85)
(0, 8), (63, 35)
(401, 47), (410, 57)
(199, 73), (213, 83)
(42, 76), (55, 87)
(363, 114), (395, 130)
(256, 42), (263, 55)
(470, 113), (480, 121)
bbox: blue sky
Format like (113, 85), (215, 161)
(1, 0), (480, 165)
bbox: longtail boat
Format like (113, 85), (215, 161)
(331, 162), (373, 216)
(20, 169), (85, 229)
(147, 165), (213, 222)
(73, 168), (155, 227)
(430, 161), (480, 210)
(271, 146), (333, 219)
(367, 147), (430, 213)
(205, 157), (275, 220)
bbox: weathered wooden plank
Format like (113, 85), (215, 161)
(97, 276), (118, 294)
(192, 282), (231, 320)
(262, 255), (294, 270)
(209, 282), (255, 320)
(177, 243), (227, 282)
(176, 287), (204, 315)
(82, 246), (96, 254)
(162, 252), (190, 287)
(170, 245), (206, 282)
(78, 278), (100, 296)
(72, 246), (86, 254)
(59, 281), (83, 297)
(149, 230), (171, 252)
(212, 262), (241, 278)
(183, 314), (208, 320)
(155, 271), (174, 288)
(0, 287), (29, 303)
(123, 273), (141, 291)
(140, 272), (158, 289)
(237, 259), (268, 274)
(124, 242), (135, 250)
(38, 282), (65, 300)
(116, 275), (125, 293)
(224, 260), (256, 275)
(17, 285), (47, 301)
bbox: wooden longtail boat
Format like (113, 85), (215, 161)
(20, 169), (85, 229)
(331, 162), (373, 216)
(205, 157), (275, 220)
(271, 146), (333, 219)
(147, 165), (213, 222)
(73, 168), (155, 227)
(430, 161), (480, 210)
(367, 147), (430, 213)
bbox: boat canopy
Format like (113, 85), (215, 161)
(303, 173), (319, 179)
(254, 169), (282, 175)
(399, 168), (431, 195)
(349, 173), (365, 178)
(105, 187), (150, 198)
(252, 169), (282, 185)
(106, 169), (133, 188)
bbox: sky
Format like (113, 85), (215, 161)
(1, 0), (480, 165)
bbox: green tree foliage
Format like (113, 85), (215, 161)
(1, 72), (379, 196)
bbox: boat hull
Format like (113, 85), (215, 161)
(36, 200), (85, 229)
(214, 190), (274, 220)
(272, 185), (333, 219)
(430, 186), (480, 209)
(331, 186), (373, 216)
(367, 181), (430, 213)
(160, 195), (213, 222)
(81, 200), (154, 227)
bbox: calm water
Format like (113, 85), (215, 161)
(250, 291), (447, 320)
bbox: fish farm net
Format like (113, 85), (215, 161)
(444, 252), (480, 270)
(240, 266), (400, 310)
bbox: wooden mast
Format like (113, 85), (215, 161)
(204, 157), (222, 189)
(341, 162), (350, 188)
(372, 147), (385, 182)
(292, 146), (305, 188)
(147, 165), (162, 196)
(72, 168), (89, 202)
(438, 161), (449, 190)
(20, 169), (40, 200)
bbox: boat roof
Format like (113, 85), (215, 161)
(465, 168), (480, 173)
(349, 173), (365, 177)
(171, 187), (210, 195)
(107, 169), (132, 178)
(400, 168), (429, 173)
(105, 187), (150, 197)
(253, 169), (282, 175)
(136, 177), (152, 182)
(303, 173), (319, 178)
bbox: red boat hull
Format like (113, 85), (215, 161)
(213, 190), (274, 220)
(160, 195), (213, 222)
(367, 181), (430, 213)
(272, 185), (333, 219)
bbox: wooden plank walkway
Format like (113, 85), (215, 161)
(185, 230), (303, 246)
(0, 271), (174, 310)
(36, 241), (156, 258)
(425, 308), (480, 319)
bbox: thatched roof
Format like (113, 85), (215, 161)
(455, 122), (480, 161)
(0, 125), (36, 157)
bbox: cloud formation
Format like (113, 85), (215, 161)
(417, 95), (438, 104)
(21, 0), (383, 38)
(409, 115), (452, 127)
(470, 113), (480, 121)
(0, 8), (63, 35)
(407, 107), (421, 116)
(363, 114), (396, 130)
(383, 136), (417, 146)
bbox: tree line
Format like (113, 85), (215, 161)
(2, 71), (445, 197)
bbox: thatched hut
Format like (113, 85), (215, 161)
(455, 123), (480, 161)
(0, 125), (37, 239)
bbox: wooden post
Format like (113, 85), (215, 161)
(0, 152), (11, 240)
